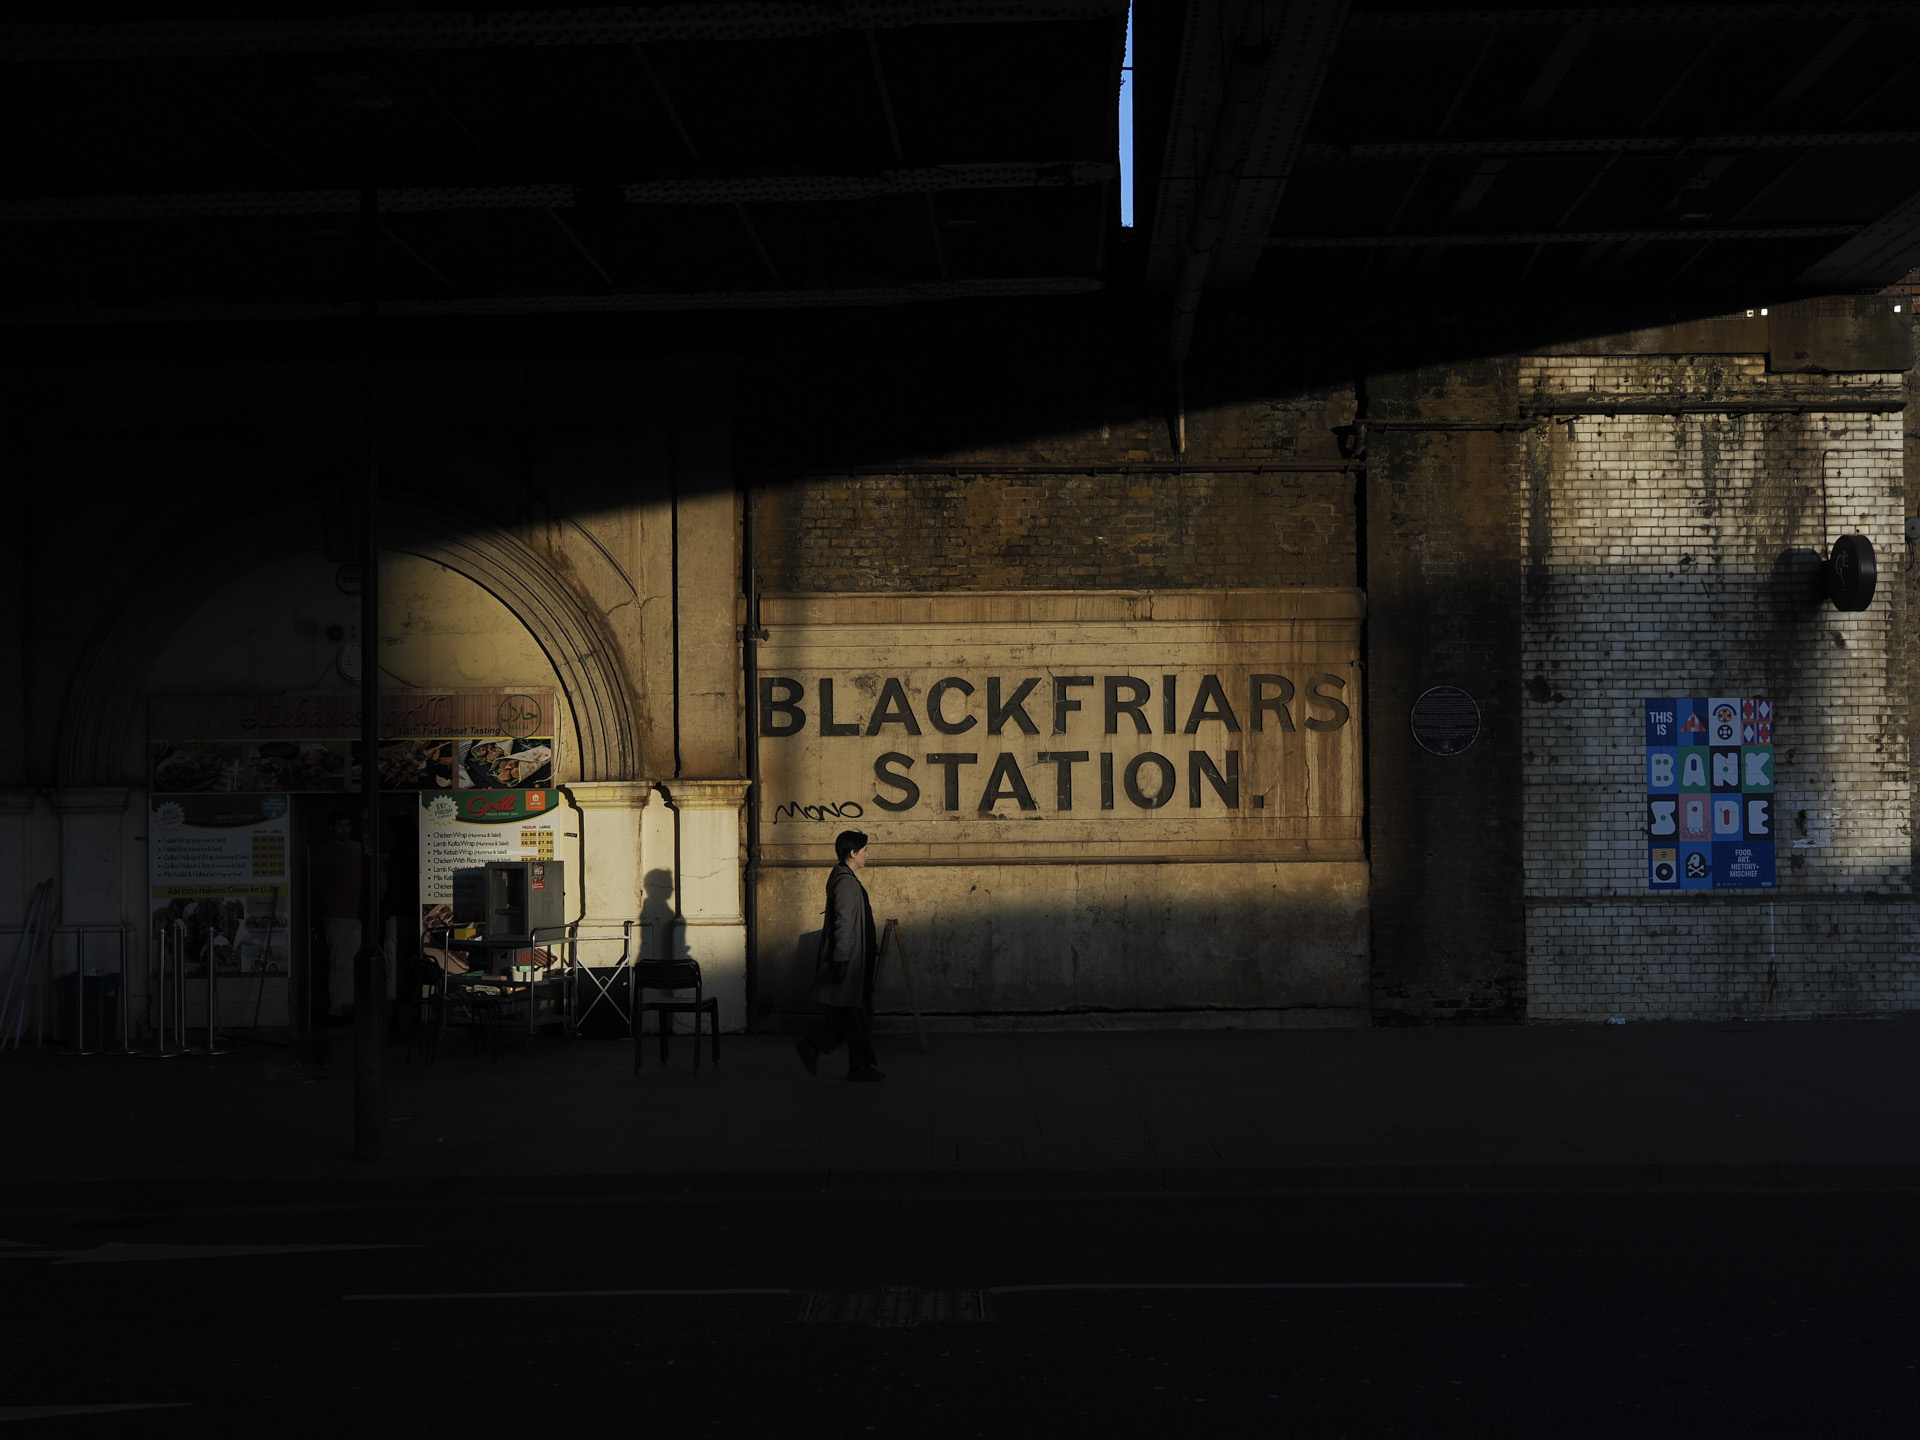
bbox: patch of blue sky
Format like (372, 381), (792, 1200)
(1119, 3), (1134, 227)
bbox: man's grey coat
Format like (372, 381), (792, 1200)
(811, 861), (877, 1009)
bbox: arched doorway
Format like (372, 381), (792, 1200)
(59, 490), (638, 788)
(58, 489), (642, 1037)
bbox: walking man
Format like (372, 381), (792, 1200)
(796, 829), (884, 1082)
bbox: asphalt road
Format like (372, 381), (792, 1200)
(2, 1186), (1916, 1436)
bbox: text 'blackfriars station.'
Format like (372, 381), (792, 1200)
(759, 671), (1351, 814)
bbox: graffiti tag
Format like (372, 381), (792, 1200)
(771, 799), (866, 824)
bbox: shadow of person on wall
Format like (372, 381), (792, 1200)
(640, 868), (682, 961)
(638, 867), (691, 1038)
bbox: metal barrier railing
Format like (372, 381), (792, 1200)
(139, 920), (190, 1059)
(56, 923), (131, 1057)
(194, 923), (231, 1057)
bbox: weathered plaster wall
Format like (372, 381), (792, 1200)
(757, 859), (1369, 1028)
(749, 587), (1367, 1025)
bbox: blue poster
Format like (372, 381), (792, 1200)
(1646, 698), (1773, 889)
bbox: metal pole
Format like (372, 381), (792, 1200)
(200, 924), (229, 1056)
(144, 922), (180, 1057)
(73, 930), (88, 1055)
(173, 921), (187, 1055)
(52, 929), (90, 1057)
(112, 926), (134, 1056)
(140, 923), (182, 1058)
(354, 112), (387, 1161)
(294, 848), (317, 1065)
(137, 925), (157, 1057)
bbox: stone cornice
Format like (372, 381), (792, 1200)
(661, 779), (752, 809)
(563, 780), (654, 808)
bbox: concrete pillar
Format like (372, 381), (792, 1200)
(1365, 363), (1525, 1022)
(561, 780), (653, 1031)
(674, 486), (744, 779)
(564, 781), (652, 933)
(659, 778), (751, 1032)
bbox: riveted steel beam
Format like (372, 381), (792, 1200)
(0, 276), (1104, 326)
(1298, 132), (1920, 160)
(1268, 225), (1855, 246)
(1344, 4), (1918, 30)
(0, 4), (1129, 61)
(1159, 0), (1349, 364)
(629, 42), (781, 282)
(0, 163), (1116, 224)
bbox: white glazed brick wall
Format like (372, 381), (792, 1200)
(1519, 354), (1920, 1021)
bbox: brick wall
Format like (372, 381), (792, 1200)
(749, 384), (1357, 593)
(1520, 353), (1920, 1020)
(752, 468), (1354, 592)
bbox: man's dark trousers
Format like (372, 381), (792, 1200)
(805, 1005), (876, 1073)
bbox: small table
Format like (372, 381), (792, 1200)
(433, 933), (567, 1048)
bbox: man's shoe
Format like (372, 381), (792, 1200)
(794, 1040), (819, 1077)
(848, 1066), (886, 1082)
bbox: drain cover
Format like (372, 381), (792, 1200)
(799, 1287), (990, 1327)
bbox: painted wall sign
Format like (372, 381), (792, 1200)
(1645, 697), (1774, 890)
(755, 590), (1363, 865)
(146, 689), (558, 793)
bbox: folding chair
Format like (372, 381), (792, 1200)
(560, 920), (634, 1038)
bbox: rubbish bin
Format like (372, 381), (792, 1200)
(54, 969), (122, 1047)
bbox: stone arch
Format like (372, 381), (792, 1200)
(59, 489), (638, 785)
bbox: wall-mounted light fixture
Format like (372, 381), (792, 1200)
(1823, 535), (1876, 612)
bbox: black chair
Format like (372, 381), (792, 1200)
(633, 959), (719, 1071)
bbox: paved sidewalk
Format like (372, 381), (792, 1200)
(4, 1017), (1918, 1203)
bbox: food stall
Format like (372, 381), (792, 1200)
(418, 789), (574, 1041)
(145, 689), (566, 1034)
